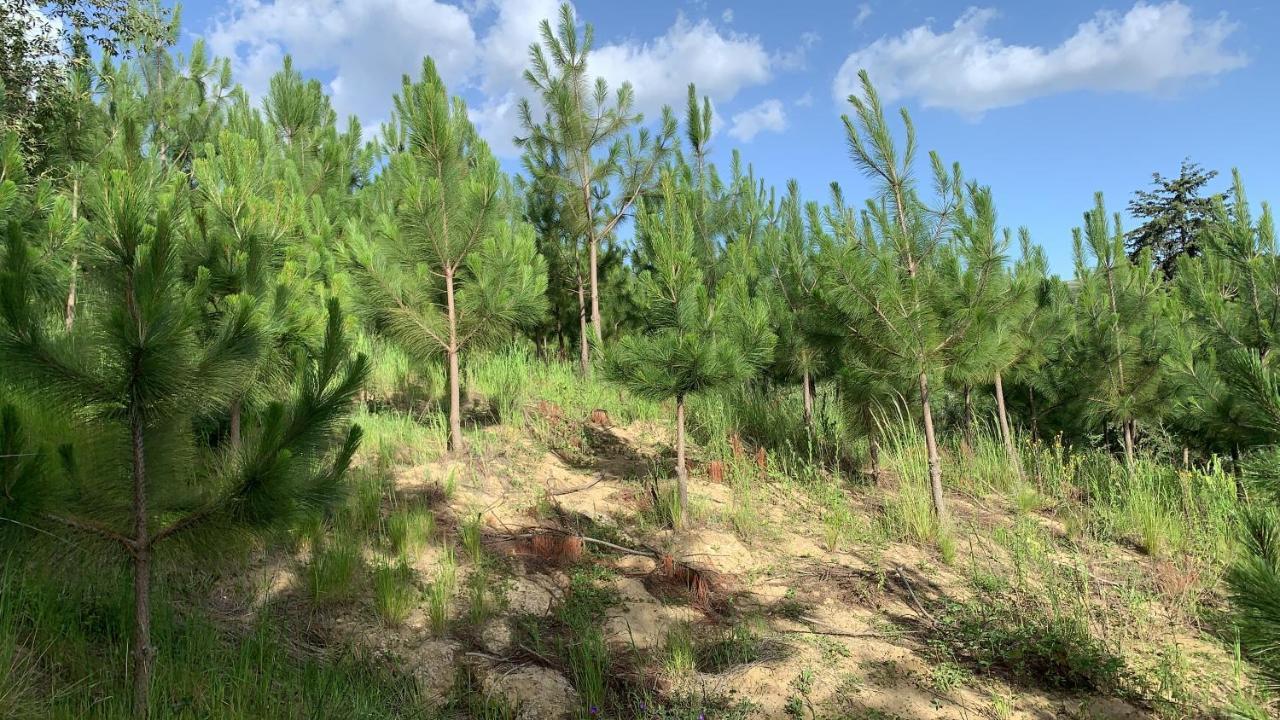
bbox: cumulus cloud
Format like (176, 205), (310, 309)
(728, 98), (786, 142)
(208, 0), (776, 155)
(832, 1), (1246, 115)
(590, 14), (772, 117)
(209, 0), (477, 130)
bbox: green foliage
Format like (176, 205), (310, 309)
(930, 593), (1141, 697)
(347, 58), (547, 450)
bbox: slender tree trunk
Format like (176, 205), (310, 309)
(961, 385), (974, 454)
(994, 372), (1023, 479)
(589, 237), (602, 344)
(129, 414), (153, 718)
(1028, 387), (1039, 444)
(64, 178), (79, 331)
(1182, 446), (1190, 470)
(228, 398), (242, 451)
(675, 394), (687, 528)
(444, 266), (464, 452)
(1121, 419), (1134, 467)
(801, 369), (814, 433)
(576, 270), (589, 376)
(1231, 445), (1247, 502)
(918, 372), (945, 519)
(865, 405), (881, 481)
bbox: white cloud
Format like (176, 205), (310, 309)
(774, 31), (819, 71)
(721, 8), (733, 24)
(853, 3), (872, 29)
(832, 1), (1246, 115)
(469, 0), (563, 155)
(209, 0), (477, 130)
(590, 14), (772, 119)
(208, 0), (776, 156)
(795, 91), (813, 107)
(728, 98), (787, 142)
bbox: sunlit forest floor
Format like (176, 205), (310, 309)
(2, 348), (1272, 719)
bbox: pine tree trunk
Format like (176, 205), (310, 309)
(801, 369), (814, 432)
(64, 179), (79, 331)
(589, 237), (602, 344)
(865, 405), (881, 481)
(445, 266), (464, 452)
(576, 270), (589, 376)
(961, 385), (974, 454)
(129, 413), (153, 719)
(994, 372), (1022, 479)
(1122, 419), (1134, 467)
(675, 394), (688, 528)
(1232, 445), (1246, 502)
(918, 371), (946, 519)
(1028, 387), (1039, 444)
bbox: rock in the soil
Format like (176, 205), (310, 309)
(482, 665), (579, 720)
(406, 638), (461, 702)
(479, 618), (514, 655)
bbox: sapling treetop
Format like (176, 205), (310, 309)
(605, 171), (774, 524)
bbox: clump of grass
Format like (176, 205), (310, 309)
(460, 513), (485, 563)
(928, 591), (1144, 698)
(372, 561), (417, 626)
(344, 469), (387, 532)
(554, 569), (618, 713)
(308, 534), (364, 605)
(427, 547), (458, 635)
(882, 480), (937, 546)
(1119, 482), (1185, 558)
(665, 623), (696, 676)
(439, 466), (458, 501)
(729, 473), (760, 541)
(935, 525), (957, 565)
(467, 566), (491, 626)
(694, 621), (788, 674)
(653, 479), (685, 530)
(386, 505), (435, 555)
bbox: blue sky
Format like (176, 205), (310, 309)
(176, 0), (1280, 274)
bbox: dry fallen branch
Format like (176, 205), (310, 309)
(896, 566), (936, 625)
(546, 473), (605, 496)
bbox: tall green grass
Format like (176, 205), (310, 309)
(0, 562), (421, 719)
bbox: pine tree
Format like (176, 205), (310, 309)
(1070, 194), (1170, 465)
(0, 157), (366, 717)
(818, 71), (1004, 519)
(347, 59), (548, 452)
(1170, 171), (1279, 485)
(1212, 350), (1280, 684)
(518, 3), (675, 371)
(605, 172), (774, 524)
(1126, 159), (1220, 278)
(763, 180), (825, 434)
